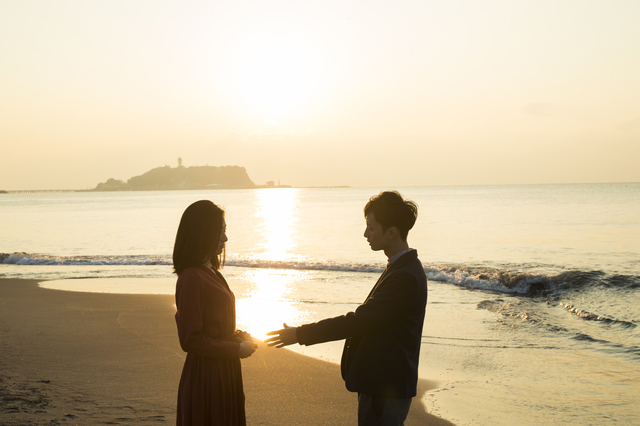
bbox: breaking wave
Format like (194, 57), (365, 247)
(2, 252), (638, 296)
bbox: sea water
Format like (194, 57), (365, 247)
(1, 184), (639, 425)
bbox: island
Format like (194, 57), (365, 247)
(93, 163), (256, 191)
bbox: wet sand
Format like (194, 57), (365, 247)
(0, 279), (453, 425)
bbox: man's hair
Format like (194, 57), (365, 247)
(173, 200), (225, 275)
(364, 191), (418, 241)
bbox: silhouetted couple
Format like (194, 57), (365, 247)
(173, 191), (427, 426)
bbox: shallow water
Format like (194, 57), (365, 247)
(37, 271), (640, 425)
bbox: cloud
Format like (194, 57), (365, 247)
(522, 103), (553, 117)
(618, 117), (640, 133)
(223, 127), (321, 143)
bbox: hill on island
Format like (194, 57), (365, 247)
(93, 165), (256, 191)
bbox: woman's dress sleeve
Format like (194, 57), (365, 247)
(175, 269), (240, 359)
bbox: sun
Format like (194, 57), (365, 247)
(227, 29), (323, 116)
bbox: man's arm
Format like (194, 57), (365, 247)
(265, 323), (298, 348)
(266, 270), (422, 348)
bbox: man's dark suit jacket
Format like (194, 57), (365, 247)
(296, 250), (428, 398)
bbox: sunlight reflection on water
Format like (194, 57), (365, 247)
(233, 188), (309, 338)
(253, 188), (299, 261)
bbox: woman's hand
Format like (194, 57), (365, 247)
(237, 330), (253, 342)
(238, 340), (258, 358)
(230, 329), (253, 343)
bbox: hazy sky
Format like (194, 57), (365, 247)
(2, 0), (639, 189)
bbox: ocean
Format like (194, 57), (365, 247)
(1, 184), (639, 425)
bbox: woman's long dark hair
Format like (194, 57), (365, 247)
(173, 200), (225, 275)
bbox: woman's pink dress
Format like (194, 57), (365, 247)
(175, 266), (246, 426)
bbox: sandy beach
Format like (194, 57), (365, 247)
(0, 279), (452, 425)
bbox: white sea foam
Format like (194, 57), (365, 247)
(6, 252), (637, 297)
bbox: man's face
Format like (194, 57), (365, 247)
(364, 213), (388, 251)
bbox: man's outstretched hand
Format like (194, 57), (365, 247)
(265, 323), (298, 348)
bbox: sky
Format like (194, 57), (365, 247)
(1, 0), (639, 190)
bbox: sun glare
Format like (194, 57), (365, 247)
(254, 188), (299, 260)
(234, 268), (309, 340)
(228, 29), (323, 115)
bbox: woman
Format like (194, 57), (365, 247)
(173, 200), (257, 425)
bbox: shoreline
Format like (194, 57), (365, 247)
(0, 279), (453, 425)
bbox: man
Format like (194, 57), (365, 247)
(266, 190), (428, 425)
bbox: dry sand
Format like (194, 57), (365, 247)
(0, 279), (452, 425)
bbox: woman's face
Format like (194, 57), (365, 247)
(216, 218), (228, 255)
